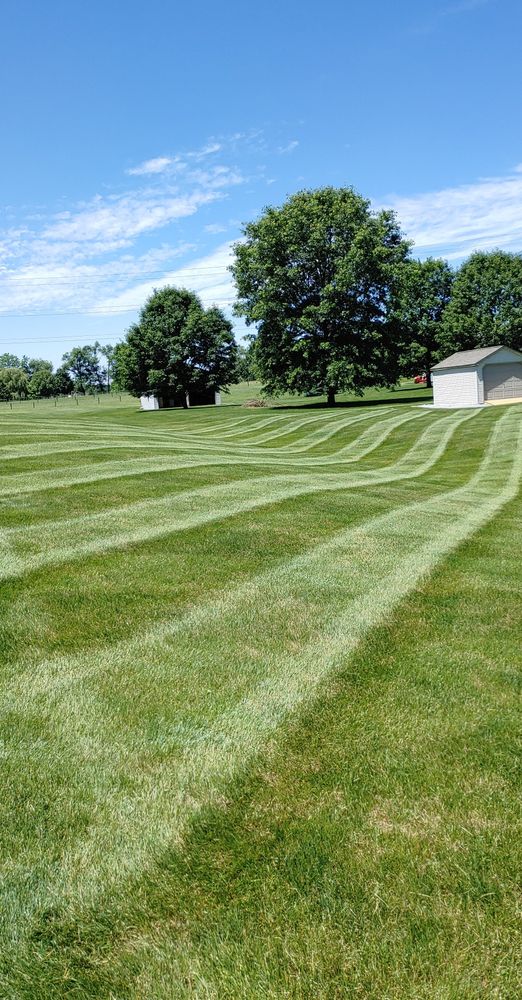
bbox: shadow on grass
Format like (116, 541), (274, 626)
(270, 389), (433, 410)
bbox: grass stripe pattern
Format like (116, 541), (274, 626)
(0, 386), (520, 999)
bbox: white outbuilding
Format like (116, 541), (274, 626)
(140, 389), (222, 411)
(431, 345), (522, 408)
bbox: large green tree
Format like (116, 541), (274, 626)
(115, 287), (238, 404)
(440, 250), (522, 355)
(396, 257), (454, 387)
(61, 345), (104, 393)
(231, 187), (411, 404)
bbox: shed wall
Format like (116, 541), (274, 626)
(431, 368), (480, 407)
(140, 394), (160, 410)
(483, 362), (522, 400)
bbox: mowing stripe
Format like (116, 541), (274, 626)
(0, 407), (467, 498)
(1, 408), (519, 946)
(0, 408), (390, 463)
(0, 410), (476, 580)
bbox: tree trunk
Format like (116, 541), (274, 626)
(425, 354), (432, 389)
(327, 387), (336, 407)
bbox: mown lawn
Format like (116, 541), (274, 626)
(0, 386), (520, 998)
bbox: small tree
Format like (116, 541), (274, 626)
(396, 258), (454, 387)
(441, 251), (522, 355)
(97, 343), (116, 392)
(28, 366), (56, 398)
(0, 353), (20, 369)
(234, 341), (258, 383)
(53, 365), (74, 396)
(115, 287), (238, 404)
(231, 187), (411, 404)
(22, 357), (53, 378)
(0, 367), (28, 400)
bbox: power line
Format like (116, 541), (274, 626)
(0, 298), (239, 320)
(0, 319), (251, 345)
(0, 336), (124, 345)
(0, 264), (233, 286)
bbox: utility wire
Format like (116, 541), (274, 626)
(0, 298), (238, 320)
(0, 264), (233, 285)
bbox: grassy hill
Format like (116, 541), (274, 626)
(0, 389), (520, 998)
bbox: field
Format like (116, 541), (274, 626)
(0, 384), (521, 999)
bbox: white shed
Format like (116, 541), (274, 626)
(431, 345), (522, 408)
(140, 389), (222, 411)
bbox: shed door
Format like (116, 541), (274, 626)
(483, 362), (522, 400)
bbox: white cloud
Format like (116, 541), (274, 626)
(41, 189), (219, 244)
(126, 156), (174, 176)
(126, 142), (223, 176)
(191, 142), (222, 158)
(0, 136), (248, 316)
(204, 223), (227, 234)
(277, 140), (299, 154)
(0, 245), (195, 314)
(97, 242), (236, 315)
(382, 166), (522, 260)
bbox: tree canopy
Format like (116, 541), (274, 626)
(0, 353), (76, 399)
(61, 345), (105, 393)
(231, 187), (411, 404)
(395, 257), (454, 386)
(0, 367), (28, 401)
(27, 366), (57, 398)
(0, 353), (21, 369)
(440, 251), (522, 355)
(114, 287), (238, 403)
(234, 341), (259, 382)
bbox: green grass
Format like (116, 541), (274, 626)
(0, 386), (520, 998)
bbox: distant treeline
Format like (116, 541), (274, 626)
(0, 343), (116, 401)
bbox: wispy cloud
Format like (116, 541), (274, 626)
(97, 242), (236, 315)
(443, 0), (491, 14)
(41, 189), (219, 246)
(277, 140), (299, 154)
(412, 0), (493, 33)
(0, 245), (194, 315)
(126, 156), (173, 176)
(192, 142), (222, 158)
(382, 164), (522, 260)
(0, 138), (247, 316)
(126, 141), (223, 177)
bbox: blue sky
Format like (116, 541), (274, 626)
(1, 0), (521, 366)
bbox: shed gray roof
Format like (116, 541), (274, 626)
(431, 345), (522, 371)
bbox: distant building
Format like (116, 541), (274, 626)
(140, 389), (222, 410)
(431, 345), (522, 408)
